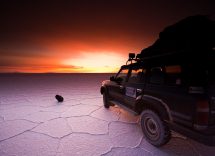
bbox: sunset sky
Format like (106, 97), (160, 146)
(0, 0), (214, 73)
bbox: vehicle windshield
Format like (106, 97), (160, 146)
(115, 68), (129, 82)
(128, 67), (144, 83)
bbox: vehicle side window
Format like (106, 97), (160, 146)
(128, 68), (143, 83)
(140, 69), (146, 82)
(116, 69), (129, 82)
(185, 64), (207, 86)
(149, 67), (164, 85)
(165, 65), (182, 86)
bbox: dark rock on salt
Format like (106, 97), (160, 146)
(55, 95), (64, 102)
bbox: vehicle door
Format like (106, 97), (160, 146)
(108, 67), (130, 104)
(144, 65), (194, 127)
(123, 66), (146, 108)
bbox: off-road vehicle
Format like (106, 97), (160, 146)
(100, 15), (215, 146)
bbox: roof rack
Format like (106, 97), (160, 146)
(126, 51), (186, 66)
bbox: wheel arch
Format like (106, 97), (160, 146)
(136, 95), (173, 122)
(100, 86), (106, 94)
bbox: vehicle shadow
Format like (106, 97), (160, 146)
(139, 131), (215, 156)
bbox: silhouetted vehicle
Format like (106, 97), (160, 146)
(100, 15), (215, 146)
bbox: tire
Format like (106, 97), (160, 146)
(140, 109), (171, 147)
(103, 91), (110, 108)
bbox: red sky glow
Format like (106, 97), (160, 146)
(0, 0), (214, 73)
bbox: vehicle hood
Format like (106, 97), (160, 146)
(102, 80), (117, 86)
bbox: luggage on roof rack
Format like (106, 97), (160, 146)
(139, 15), (215, 65)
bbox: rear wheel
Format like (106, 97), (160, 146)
(103, 91), (110, 108)
(140, 109), (171, 147)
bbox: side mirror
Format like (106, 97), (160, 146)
(110, 76), (115, 81)
(116, 77), (123, 83)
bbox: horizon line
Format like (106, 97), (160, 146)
(0, 72), (116, 74)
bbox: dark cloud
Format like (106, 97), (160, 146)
(0, 44), (49, 58)
(1, 0), (214, 41)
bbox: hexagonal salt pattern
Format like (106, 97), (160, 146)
(90, 107), (120, 122)
(40, 105), (72, 113)
(103, 147), (152, 156)
(61, 104), (100, 117)
(118, 108), (140, 123)
(0, 116), (4, 122)
(32, 118), (72, 138)
(109, 122), (143, 148)
(0, 120), (37, 141)
(57, 133), (112, 156)
(67, 116), (109, 134)
(1, 74), (214, 156)
(0, 106), (41, 120)
(0, 131), (59, 156)
(80, 97), (103, 106)
(21, 111), (60, 123)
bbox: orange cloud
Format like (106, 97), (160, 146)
(0, 33), (149, 73)
(0, 64), (84, 73)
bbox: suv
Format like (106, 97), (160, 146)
(100, 52), (215, 146)
(100, 15), (215, 147)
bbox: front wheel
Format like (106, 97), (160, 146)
(103, 91), (110, 108)
(140, 109), (171, 147)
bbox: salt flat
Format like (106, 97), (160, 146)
(0, 74), (215, 156)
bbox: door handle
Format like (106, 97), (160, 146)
(136, 89), (143, 93)
(119, 85), (124, 89)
